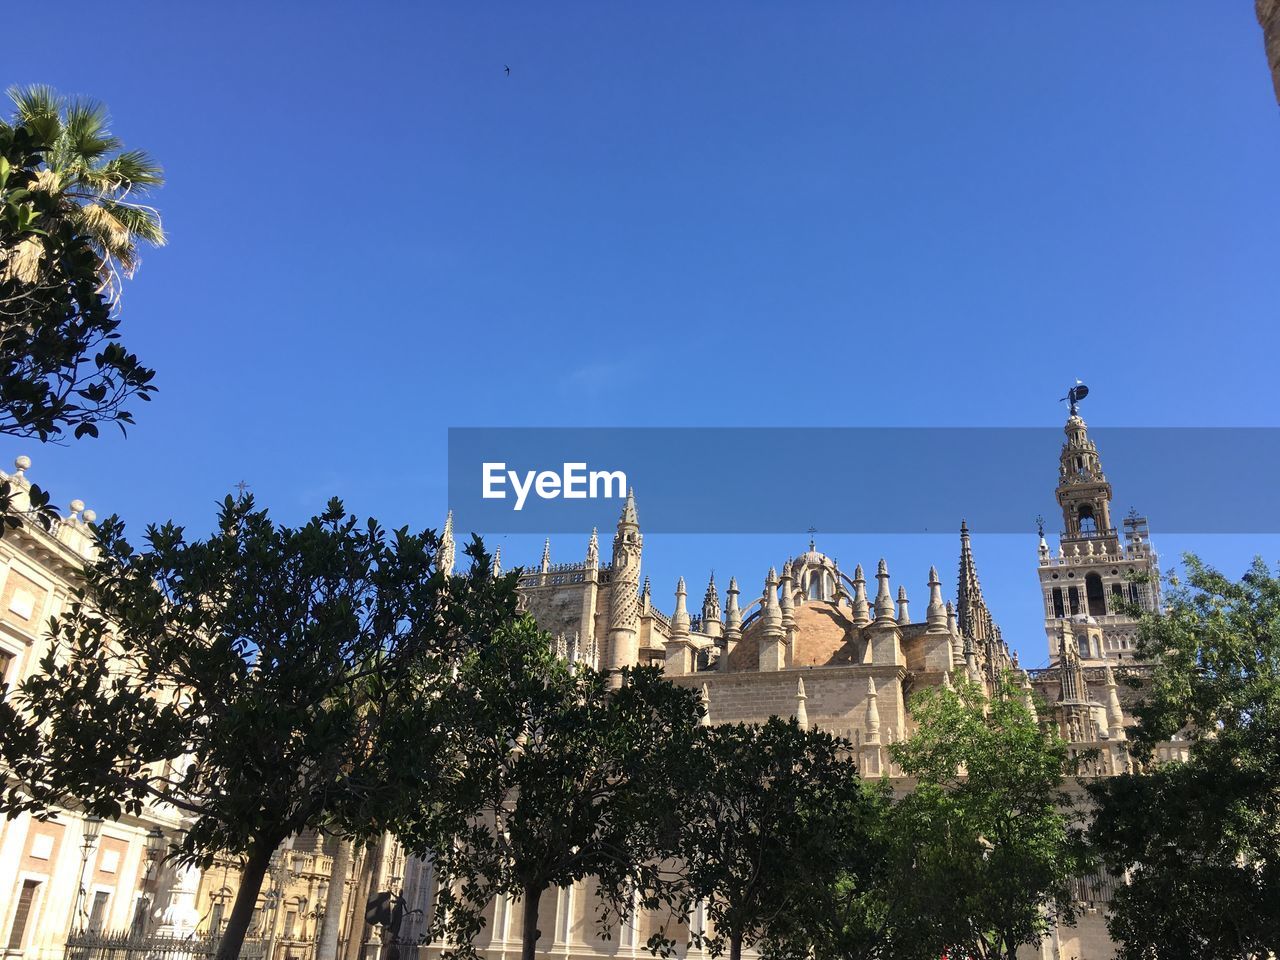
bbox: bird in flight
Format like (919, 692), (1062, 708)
(504, 65), (511, 75)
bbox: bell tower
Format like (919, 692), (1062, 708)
(1037, 384), (1161, 664)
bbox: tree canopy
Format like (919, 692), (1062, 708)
(395, 616), (704, 960)
(1087, 556), (1280, 959)
(664, 718), (881, 960)
(0, 86), (160, 444)
(0, 495), (516, 960)
(887, 676), (1085, 960)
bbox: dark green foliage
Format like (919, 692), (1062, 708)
(394, 618), (703, 960)
(886, 677), (1085, 960)
(0, 495), (518, 960)
(0, 102), (158, 443)
(661, 718), (882, 960)
(1087, 556), (1280, 959)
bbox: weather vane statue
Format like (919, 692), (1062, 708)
(1061, 379), (1089, 415)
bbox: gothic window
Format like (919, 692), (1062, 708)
(1052, 587), (1065, 618)
(807, 572), (822, 600)
(1085, 573), (1106, 617)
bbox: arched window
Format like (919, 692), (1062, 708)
(1078, 504), (1097, 534)
(1067, 586), (1080, 616)
(1085, 573), (1106, 617)
(1052, 587), (1065, 618)
(808, 572), (822, 600)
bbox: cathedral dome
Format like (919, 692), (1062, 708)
(727, 599), (860, 672)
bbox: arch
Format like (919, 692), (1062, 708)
(1085, 572), (1106, 617)
(1077, 504), (1097, 534)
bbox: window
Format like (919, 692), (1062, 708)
(0, 649), (13, 687)
(88, 890), (110, 932)
(1085, 573), (1106, 617)
(1067, 586), (1080, 616)
(1077, 505), (1097, 534)
(284, 910), (298, 939)
(6, 880), (40, 950)
(1051, 587), (1065, 618)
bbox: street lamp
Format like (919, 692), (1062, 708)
(72, 816), (104, 934)
(132, 828), (168, 936)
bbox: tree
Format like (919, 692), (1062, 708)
(664, 718), (882, 960)
(0, 495), (518, 960)
(395, 617), (703, 960)
(887, 677), (1085, 960)
(0, 86), (160, 443)
(1087, 556), (1280, 959)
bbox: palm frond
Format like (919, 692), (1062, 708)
(7, 84), (62, 147)
(101, 201), (166, 247)
(61, 98), (119, 163)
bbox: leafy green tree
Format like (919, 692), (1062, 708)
(0, 86), (160, 444)
(1087, 556), (1280, 959)
(0, 495), (517, 960)
(395, 617), (703, 960)
(887, 677), (1085, 960)
(661, 718), (880, 960)
(773, 782), (938, 960)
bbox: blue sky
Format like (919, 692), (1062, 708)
(5, 3), (1279, 666)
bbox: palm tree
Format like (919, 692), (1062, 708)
(1260, 0), (1280, 106)
(2, 85), (165, 287)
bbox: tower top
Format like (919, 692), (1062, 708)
(1061, 380), (1089, 416)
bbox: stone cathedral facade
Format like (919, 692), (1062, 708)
(388, 407), (1185, 960)
(0, 406), (1187, 960)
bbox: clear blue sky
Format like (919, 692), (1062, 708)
(5, 3), (1279, 666)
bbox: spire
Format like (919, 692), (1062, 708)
(957, 521), (1000, 648)
(618, 487), (639, 530)
(759, 567), (785, 670)
(874, 559), (896, 623)
(641, 576), (652, 612)
(540, 538), (551, 574)
(1021, 671), (1038, 722)
(491, 545), (502, 577)
(722, 576), (742, 666)
(852, 563), (870, 626)
(795, 677), (809, 732)
(439, 510), (456, 577)
(701, 572), (722, 638)
(1104, 662), (1125, 740)
(762, 568), (781, 627)
(896, 585), (910, 624)
(700, 684), (711, 727)
(779, 560), (795, 627)
(725, 577), (741, 629)
(865, 677), (881, 744)
(672, 577), (690, 633)
(585, 527), (599, 570)
(926, 565), (947, 630)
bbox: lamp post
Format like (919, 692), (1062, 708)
(72, 815), (104, 935)
(133, 828), (167, 936)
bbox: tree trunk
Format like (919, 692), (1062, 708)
(214, 841), (274, 960)
(520, 883), (544, 960)
(728, 931), (743, 960)
(315, 839), (352, 960)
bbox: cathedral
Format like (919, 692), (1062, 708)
(0, 401), (1189, 960)
(387, 402), (1187, 960)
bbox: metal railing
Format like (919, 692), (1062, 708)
(64, 932), (269, 960)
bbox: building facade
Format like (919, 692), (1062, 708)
(0, 459), (186, 960)
(0, 402), (1187, 960)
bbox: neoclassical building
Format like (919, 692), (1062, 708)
(0, 459), (189, 960)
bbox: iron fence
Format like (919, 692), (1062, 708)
(64, 931), (269, 960)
